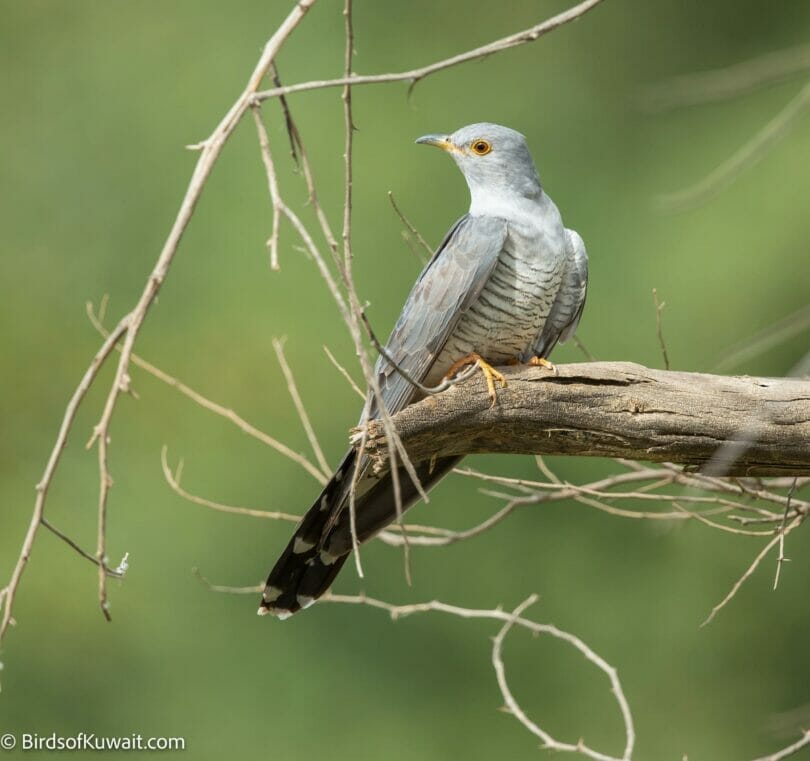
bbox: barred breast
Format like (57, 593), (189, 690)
(425, 200), (567, 387)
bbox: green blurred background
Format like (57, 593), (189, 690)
(1, 1), (809, 758)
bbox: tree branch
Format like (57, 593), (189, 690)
(363, 362), (810, 477)
(253, 0), (605, 103)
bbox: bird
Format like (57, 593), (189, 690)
(258, 122), (588, 618)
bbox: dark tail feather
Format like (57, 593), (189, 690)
(258, 450), (357, 618)
(258, 453), (461, 619)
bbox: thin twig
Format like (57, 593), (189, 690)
(573, 335), (596, 361)
(161, 446), (301, 523)
(657, 81), (810, 212)
(272, 337), (331, 479)
(198, 572), (808, 761)
(640, 43), (810, 112)
(269, 62), (299, 166)
(652, 288), (670, 370)
(492, 596), (634, 761)
(41, 518), (124, 578)
(340, 0), (369, 578)
(6, 0), (319, 633)
(0, 311), (129, 641)
(160, 445), (441, 545)
(712, 304), (810, 374)
(250, 102), (428, 520)
(670, 502), (770, 537)
(748, 730), (810, 761)
(88, 303), (328, 486)
(269, 67), (340, 257)
(323, 345), (365, 399)
(773, 479), (798, 590)
(359, 308), (480, 395)
(702, 515), (804, 627)
(193, 569), (262, 595)
(255, 61), (424, 579)
(388, 191), (432, 263)
(253, 0), (606, 103)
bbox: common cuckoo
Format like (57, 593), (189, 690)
(259, 123), (588, 618)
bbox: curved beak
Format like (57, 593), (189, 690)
(415, 133), (459, 154)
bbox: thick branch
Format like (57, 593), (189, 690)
(364, 362), (810, 477)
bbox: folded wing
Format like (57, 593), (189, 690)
(367, 214), (509, 419)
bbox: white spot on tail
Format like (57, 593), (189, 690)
(297, 595), (315, 610)
(334, 468), (343, 482)
(257, 604), (294, 620)
(319, 494), (329, 512)
(262, 585), (282, 603)
(319, 548), (339, 566)
(293, 536), (315, 554)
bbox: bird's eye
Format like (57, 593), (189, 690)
(470, 139), (492, 156)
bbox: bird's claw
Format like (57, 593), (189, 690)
(528, 356), (557, 375)
(443, 352), (507, 406)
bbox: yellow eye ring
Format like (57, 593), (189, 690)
(470, 139), (492, 156)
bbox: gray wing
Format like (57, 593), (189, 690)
(366, 214), (508, 419)
(529, 228), (588, 359)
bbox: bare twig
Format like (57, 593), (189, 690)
(749, 730), (810, 761)
(657, 81), (810, 212)
(195, 565), (638, 761)
(652, 288), (671, 370)
(161, 446), (301, 523)
(641, 43), (810, 112)
(393, 466), (757, 549)
(323, 345), (365, 399)
(268, 67), (340, 256)
(193, 569), (263, 596)
(0, 311), (129, 641)
(1, 0), (319, 639)
(572, 335), (596, 361)
(340, 0), (369, 578)
(701, 514), (804, 627)
(88, 304), (328, 486)
(388, 191), (433, 263)
(492, 596), (634, 761)
(41, 518), (124, 578)
(773, 479), (798, 590)
(254, 0), (606, 103)
(272, 337), (331, 479)
(712, 304), (810, 374)
(250, 106), (428, 531)
(358, 308), (480, 396)
(670, 502), (770, 537)
(269, 62), (300, 167)
(95, 0), (317, 622)
(162, 445), (441, 546)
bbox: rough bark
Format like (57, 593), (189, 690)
(363, 362), (810, 476)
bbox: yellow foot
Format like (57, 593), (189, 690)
(443, 352), (507, 406)
(528, 356), (557, 375)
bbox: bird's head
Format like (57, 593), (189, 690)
(416, 122), (542, 205)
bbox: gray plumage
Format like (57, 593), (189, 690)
(259, 123), (588, 618)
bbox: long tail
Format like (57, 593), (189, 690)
(258, 451), (460, 618)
